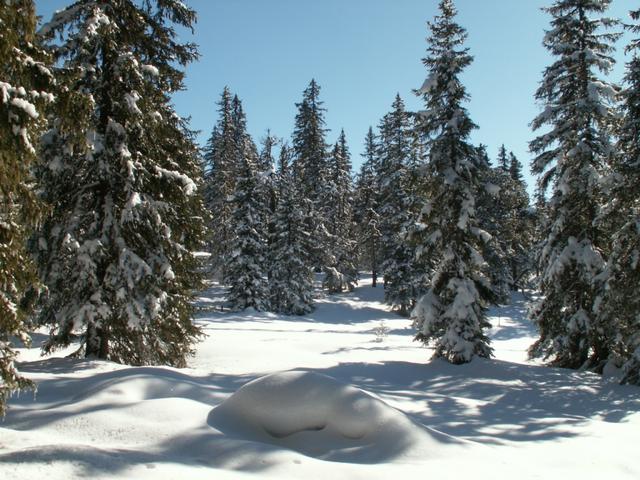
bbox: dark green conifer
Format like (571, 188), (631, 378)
(324, 130), (358, 293)
(597, 8), (640, 383)
(225, 139), (269, 311)
(410, 0), (495, 363)
(36, 0), (207, 367)
(354, 127), (382, 287)
(0, 0), (52, 414)
(268, 168), (315, 315)
(202, 87), (237, 277)
(291, 79), (331, 270)
(529, 0), (619, 370)
(377, 95), (417, 315)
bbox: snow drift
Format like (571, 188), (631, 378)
(207, 370), (457, 463)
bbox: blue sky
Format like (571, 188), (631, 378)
(35, 0), (634, 194)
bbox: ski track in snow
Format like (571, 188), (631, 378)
(2, 275), (640, 479)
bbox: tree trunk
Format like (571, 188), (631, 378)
(371, 238), (378, 287)
(85, 324), (109, 360)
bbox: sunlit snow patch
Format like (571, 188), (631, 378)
(208, 370), (458, 463)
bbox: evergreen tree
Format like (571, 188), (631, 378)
(202, 87), (237, 277)
(505, 151), (535, 290)
(509, 151), (525, 184)
(0, 0), (52, 415)
(478, 146), (534, 296)
(354, 127), (382, 287)
(405, 113), (430, 295)
(258, 131), (279, 281)
(497, 144), (510, 171)
(257, 130), (279, 230)
(597, 8), (640, 384)
(532, 182), (551, 280)
(225, 139), (269, 311)
(268, 169), (315, 315)
(324, 130), (358, 293)
(474, 145), (511, 302)
(377, 95), (417, 315)
(258, 130), (278, 172)
(268, 139), (315, 313)
(292, 79), (329, 196)
(410, 0), (495, 364)
(528, 0), (619, 370)
(278, 142), (292, 175)
(291, 79), (331, 269)
(36, 0), (207, 367)
(230, 95), (267, 248)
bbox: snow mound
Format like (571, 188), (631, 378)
(68, 367), (207, 404)
(207, 370), (455, 463)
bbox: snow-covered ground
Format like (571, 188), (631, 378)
(2, 275), (639, 479)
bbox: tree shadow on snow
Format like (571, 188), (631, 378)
(0, 445), (162, 475)
(313, 359), (640, 446)
(321, 344), (419, 355)
(4, 359), (255, 430)
(0, 435), (285, 476)
(312, 298), (402, 325)
(487, 295), (537, 342)
(1, 360), (272, 476)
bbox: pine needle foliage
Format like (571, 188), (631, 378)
(36, 0), (207, 367)
(0, 0), (52, 415)
(410, 0), (496, 364)
(528, 0), (620, 370)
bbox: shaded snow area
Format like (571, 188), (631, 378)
(3, 275), (640, 479)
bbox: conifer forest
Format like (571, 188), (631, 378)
(1, 1), (640, 478)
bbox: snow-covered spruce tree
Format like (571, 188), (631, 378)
(323, 130), (358, 293)
(410, 0), (496, 364)
(353, 127), (382, 287)
(492, 146), (520, 293)
(258, 130), (278, 173)
(477, 145), (533, 297)
(35, 0), (207, 367)
(291, 79), (331, 270)
(277, 142), (292, 176)
(474, 145), (511, 303)
(597, 8), (640, 384)
(223, 96), (269, 310)
(0, 0), (52, 415)
(497, 144), (510, 171)
(258, 132), (279, 281)
(509, 151), (525, 184)
(229, 95), (268, 247)
(202, 87), (237, 278)
(531, 182), (551, 280)
(376, 95), (419, 315)
(225, 131), (269, 311)
(505, 151), (535, 291)
(528, 0), (619, 370)
(268, 167), (315, 315)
